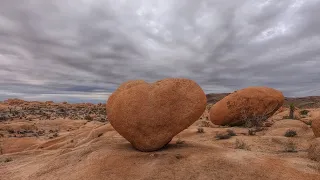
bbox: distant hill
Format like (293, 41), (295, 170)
(206, 93), (320, 108)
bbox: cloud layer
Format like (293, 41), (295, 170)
(1, 0), (320, 103)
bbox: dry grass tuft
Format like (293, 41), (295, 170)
(284, 141), (297, 153)
(197, 127), (205, 133)
(235, 139), (251, 150)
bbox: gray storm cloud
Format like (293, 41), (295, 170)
(1, 0), (320, 103)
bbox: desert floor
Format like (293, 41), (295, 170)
(0, 108), (320, 180)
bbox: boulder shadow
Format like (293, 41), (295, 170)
(114, 139), (194, 153)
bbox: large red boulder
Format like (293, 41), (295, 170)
(311, 116), (320, 137)
(209, 86), (284, 126)
(106, 78), (207, 151)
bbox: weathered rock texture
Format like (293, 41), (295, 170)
(308, 138), (320, 162)
(209, 86), (284, 126)
(311, 116), (320, 137)
(106, 78), (207, 151)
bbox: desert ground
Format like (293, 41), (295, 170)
(0, 97), (320, 180)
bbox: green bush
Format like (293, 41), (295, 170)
(284, 129), (297, 137)
(289, 103), (295, 119)
(300, 110), (309, 115)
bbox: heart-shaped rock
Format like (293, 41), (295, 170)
(106, 78), (207, 151)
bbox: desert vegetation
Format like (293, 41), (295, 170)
(0, 99), (107, 122)
(284, 129), (298, 137)
(234, 139), (250, 150)
(283, 140), (298, 153)
(289, 103), (295, 119)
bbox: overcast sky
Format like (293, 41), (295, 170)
(1, 0), (320, 103)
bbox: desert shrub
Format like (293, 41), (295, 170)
(248, 129), (256, 136)
(176, 139), (185, 144)
(7, 129), (15, 134)
(44, 114), (51, 120)
(284, 141), (297, 152)
(289, 103), (295, 119)
(284, 129), (297, 137)
(235, 139), (250, 150)
(244, 115), (266, 128)
(238, 108), (267, 128)
(198, 120), (211, 127)
(215, 133), (231, 140)
(0, 115), (7, 121)
(306, 121), (312, 126)
(84, 115), (93, 121)
(197, 127), (204, 133)
(99, 117), (107, 122)
(215, 130), (236, 139)
(175, 153), (183, 159)
(300, 110), (309, 115)
(4, 157), (13, 163)
(227, 129), (236, 136)
(53, 132), (59, 138)
(11, 110), (19, 116)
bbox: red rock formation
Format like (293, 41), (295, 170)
(106, 78), (207, 151)
(312, 116), (320, 137)
(209, 86), (284, 126)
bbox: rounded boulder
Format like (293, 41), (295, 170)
(106, 78), (207, 151)
(311, 116), (320, 137)
(209, 86), (284, 126)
